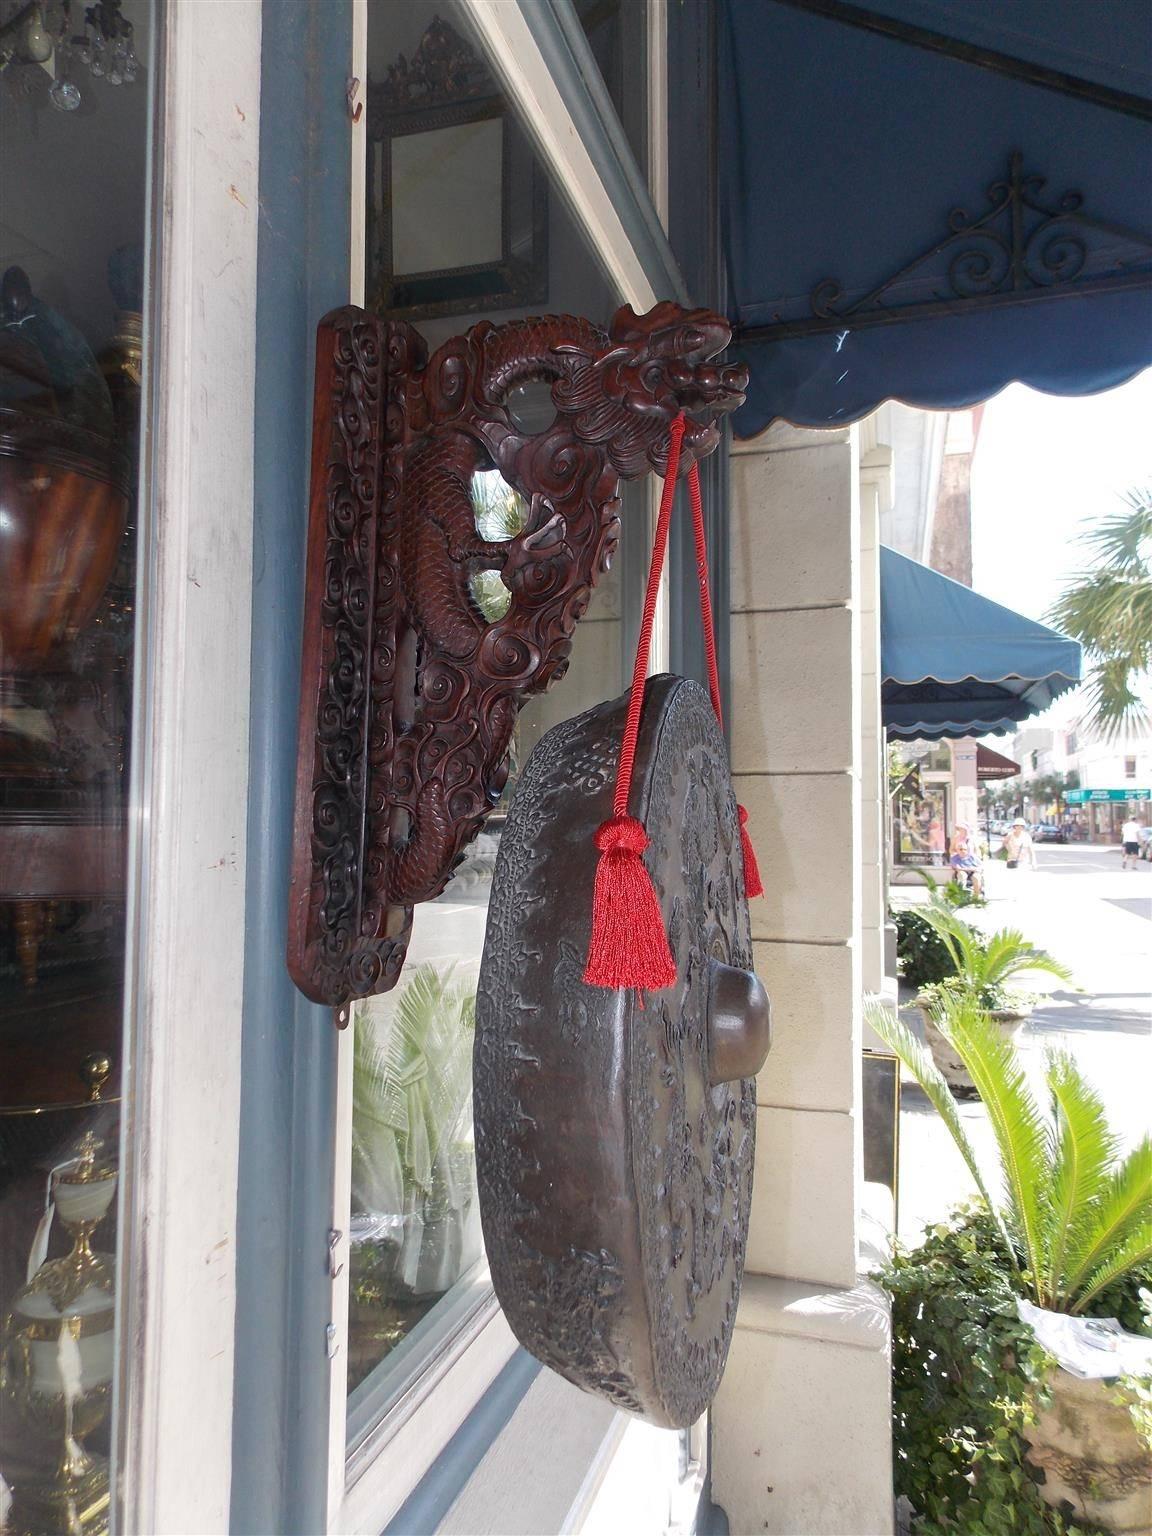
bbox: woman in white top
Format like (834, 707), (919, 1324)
(1002, 818), (1036, 870)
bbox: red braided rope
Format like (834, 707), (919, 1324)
(584, 412), (761, 993)
(688, 459), (764, 897)
(610, 414), (687, 820)
(687, 460), (724, 730)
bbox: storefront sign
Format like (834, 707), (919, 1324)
(1064, 788), (1152, 803)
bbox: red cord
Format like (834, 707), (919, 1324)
(611, 415), (686, 820)
(584, 412), (762, 994)
(688, 459), (764, 897)
(687, 461), (724, 730)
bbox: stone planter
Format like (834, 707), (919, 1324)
(1025, 1367), (1152, 1533)
(916, 1001), (1030, 1097)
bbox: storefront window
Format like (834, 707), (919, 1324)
(0, 1), (154, 1526)
(347, 0), (646, 1417)
(894, 785), (950, 865)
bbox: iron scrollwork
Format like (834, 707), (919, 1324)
(740, 152), (1152, 343)
(287, 302), (747, 1012)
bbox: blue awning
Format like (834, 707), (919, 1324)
(880, 547), (1081, 738)
(719, 0), (1152, 436)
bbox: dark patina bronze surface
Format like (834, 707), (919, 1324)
(475, 675), (770, 1427)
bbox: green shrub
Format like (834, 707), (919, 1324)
(870, 995), (1152, 1531)
(895, 892), (986, 989)
(884, 1207), (1067, 1534)
(896, 908), (960, 988)
(884, 1207), (1151, 1534)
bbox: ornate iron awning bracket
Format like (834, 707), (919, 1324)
(738, 152), (1152, 344)
(287, 302), (748, 1013)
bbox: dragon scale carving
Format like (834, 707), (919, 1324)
(289, 301), (746, 1010)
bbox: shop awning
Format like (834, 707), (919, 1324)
(977, 744), (1021, 780)
(880, 547), (1081, 738)
(719, 0), (1152, 436)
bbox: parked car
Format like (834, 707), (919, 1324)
(1033, 823), (1067, 843)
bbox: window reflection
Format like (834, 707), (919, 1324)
(350, 0), (644, 1418)
(0, 2), (152, 1526)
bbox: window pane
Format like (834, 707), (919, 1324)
(576, 0), (648, 171)
(0, 1), (154, 1526)
(350, 0), (644, 1419)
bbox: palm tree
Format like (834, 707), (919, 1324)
(1048, 487), (1152, 737)
(867, 996), (1152, 1313)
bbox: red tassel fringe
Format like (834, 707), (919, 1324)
(738, 804), (764, 898)
(583, 815), (677, 991)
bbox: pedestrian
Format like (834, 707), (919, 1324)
(1002, 817), (1037, 871)
(949, 822), (984, 898)
(1120, 815), (1143, 870)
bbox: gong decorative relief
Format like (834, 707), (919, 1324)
(475, 676), (771, 1426)
(288, 302), (747, 1010)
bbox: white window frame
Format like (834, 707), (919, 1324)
(324, 2), (679, 1528)
(115, 2), (263, 1531)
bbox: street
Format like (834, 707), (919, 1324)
(896, 843), (1152, 1245)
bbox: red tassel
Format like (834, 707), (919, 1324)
(583, 815), (677, 991)
(738, 805), (764, 898)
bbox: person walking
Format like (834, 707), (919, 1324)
(949, 822), (984, 898)
(1002, 817), (1037, 871)
(1121, 815), (1143, 870)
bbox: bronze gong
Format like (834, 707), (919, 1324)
(474, 675), (771, 1427)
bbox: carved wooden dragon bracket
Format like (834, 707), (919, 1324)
(288, 301), (747, 1013)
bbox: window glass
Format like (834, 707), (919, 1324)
(0, 0), (153, 1526)
(576, 0), (648, 171)
(894, 784), (949, 866)
(349, 0), (644, 1417)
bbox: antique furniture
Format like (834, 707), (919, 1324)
(288, 300), (747, 1011)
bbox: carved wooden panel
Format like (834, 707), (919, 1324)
(474, 677), (770, 1425)
(288, 303), (747, 1011)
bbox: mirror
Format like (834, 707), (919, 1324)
(367, 16), (547, 321)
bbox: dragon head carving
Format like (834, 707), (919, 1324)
(552, 301), (748, 477)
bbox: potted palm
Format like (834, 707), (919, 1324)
(870, 998), (1152, 1532)
(910, 894), (1074, 1096)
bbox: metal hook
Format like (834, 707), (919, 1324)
(346, 76), (363, 124)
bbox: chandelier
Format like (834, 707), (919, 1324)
(0, 0), (138, 110)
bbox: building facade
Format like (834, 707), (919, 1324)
(0, 2), (1148, 1534)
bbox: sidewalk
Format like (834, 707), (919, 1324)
(892, 847), (1152, 1246)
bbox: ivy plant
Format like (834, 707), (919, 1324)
(884, 1206), (1072, 1534)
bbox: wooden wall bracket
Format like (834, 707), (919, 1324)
(287, 301), (747, 1012)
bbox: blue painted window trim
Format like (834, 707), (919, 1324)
(234, 3), (726, 1532)
(233, 3), (351, 1532)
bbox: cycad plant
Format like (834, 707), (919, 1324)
(913, 893), (1074, 1015)
(868, 996), (1152, 1314)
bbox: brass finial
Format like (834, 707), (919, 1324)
(79, 1052), (112, 1103)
